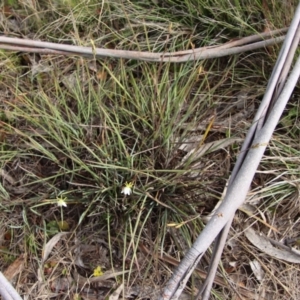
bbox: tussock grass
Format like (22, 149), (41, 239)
(0, 0), (299, 299)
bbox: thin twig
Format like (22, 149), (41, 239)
(0, 28), (286, 62)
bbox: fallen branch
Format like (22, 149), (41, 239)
(0, 28), (286, 62)
(0, 272), (23, 300)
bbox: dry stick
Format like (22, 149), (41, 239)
(0, 29), (286, 63)
(159, 4), (300, 300)
(0, 272), (23, 300)
(0, 45), (68, 55)
(214, 28), (287, 49)
(198, 28), (300, 300)
(196, 216), (234, 300)
(272, 26), (300, 105)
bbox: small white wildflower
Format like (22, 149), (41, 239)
(57, 196), (67, 207)
(121, 182), (133, 196)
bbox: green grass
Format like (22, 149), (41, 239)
(0, 0), (299, 299)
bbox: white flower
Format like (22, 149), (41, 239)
(57, 196), (67, 207)
(121, 182), (133, 196)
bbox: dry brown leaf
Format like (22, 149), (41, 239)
(42, 232), (70, 263)
(249, 259), (265, 282)
(3, 254), (25, 281)
(38, 232), (69, 283)
(177, 134), (204, 153)
(245, 228), (300, 263)
(177, 137), (242, 168)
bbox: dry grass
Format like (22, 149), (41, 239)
(0, 0), (300, 299)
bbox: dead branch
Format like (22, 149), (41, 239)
(0, 28), (286, 62)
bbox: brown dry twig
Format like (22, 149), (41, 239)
(0, 28), (286, 62)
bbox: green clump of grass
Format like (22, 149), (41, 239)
(2, 57), (209, 207)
